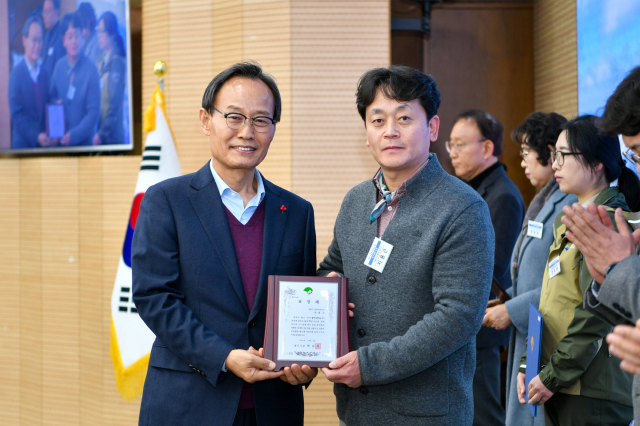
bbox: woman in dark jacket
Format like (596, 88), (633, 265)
(92, 11), (126, 145)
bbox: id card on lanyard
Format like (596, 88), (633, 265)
(67, 70), (76, 101)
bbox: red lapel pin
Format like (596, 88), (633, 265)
(280, 205), (287, 214)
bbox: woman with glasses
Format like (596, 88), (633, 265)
(92, 11), (126, 145)
(484, 112), (576, 426)
(517, 115), (640, 426)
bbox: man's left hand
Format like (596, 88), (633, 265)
(248, 347), (318, 385)
(607, 319), (640, 375)
(562, 203), (640, 283)
(281, 364), (318, 385)
(527, 374), (553, 405)
(322, 351), (362, 388)
(483, 304), (512, 330)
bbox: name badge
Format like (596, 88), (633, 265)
(364, 237), (393, 273)
(549, 256), (561, 279)
(48, 47), (54, 56)
(527, 220), (543, 239)
(67, 85), (76, 101)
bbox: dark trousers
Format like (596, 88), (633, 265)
(544, 393), (633, 426)
(233, 408), (257, 426)
(473, 345), (506, 426)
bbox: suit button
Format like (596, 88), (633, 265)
(248, 320), (255, 328)
(357, 329), (366, 338)
(200, 371), (207, 378)
(367, 276), (376, 284)
(613, 303), (622, 312)
(359, 386), (369, 395)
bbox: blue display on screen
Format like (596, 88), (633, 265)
(577, 0), (640, 115)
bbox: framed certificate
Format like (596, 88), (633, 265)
(46, 104), (65, 139)
(263, 275), (350, 370)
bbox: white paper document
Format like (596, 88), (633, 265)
(277, 281), (339, 362)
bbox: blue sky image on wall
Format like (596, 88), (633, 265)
(577, 0), (640, 115)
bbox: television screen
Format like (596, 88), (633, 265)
(1, 0), (133, 153)
(577, 0), (640, 115)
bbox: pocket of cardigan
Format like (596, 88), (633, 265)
(391, 357), (449, 417)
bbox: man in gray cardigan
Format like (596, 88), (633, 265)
(318, 65), (495, 426)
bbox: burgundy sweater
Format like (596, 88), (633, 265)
(224, 200), (265, 410)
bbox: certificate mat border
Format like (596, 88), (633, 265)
(263, 275), (350, 370)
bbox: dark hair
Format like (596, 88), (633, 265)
(201, 62), (282, 122)
(599, 66), (640, 137)
(77, 2), (96, 32)
(355, 65), (441, 121)
(561, 115), (640, 211)
(455, 109), (504, 157)
(99, 11), (125, 56)
(22, 15), (44, 38)
(45, 0), (61, 11)
(61, 12), (83, 35)
(511, 112), (567, 166)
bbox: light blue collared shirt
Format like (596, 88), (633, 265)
(209, 159), (265, 225)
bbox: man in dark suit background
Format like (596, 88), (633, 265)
(448, 109), (525, 426)
(9, 15), (49, 149)
(41, 0), (65, 79)
(132, 62), (318, 426)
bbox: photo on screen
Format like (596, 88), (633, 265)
(1, 0), (133, 153)
(577, 0), (640, 115)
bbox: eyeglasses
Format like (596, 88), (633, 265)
(445, 138), (486, 154)
(519, 148), (531, 159)
(550, 150), (580, 166)
(213, 107), (275, 133)
(623, 149), (640, 165)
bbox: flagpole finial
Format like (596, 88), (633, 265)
(154, 61), (167, 91)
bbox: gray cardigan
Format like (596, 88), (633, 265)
(318, 155), (495, 426)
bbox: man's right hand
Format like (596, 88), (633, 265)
(225, 349), (284, 383)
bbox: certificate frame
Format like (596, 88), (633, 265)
(46, 104), (65, 139)
(263, 275), (350, 370)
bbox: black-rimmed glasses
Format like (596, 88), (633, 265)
(213, 107), (275, 133)
(550, 150), (580, 166)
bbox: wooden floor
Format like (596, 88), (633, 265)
(304, 371), (339, 425)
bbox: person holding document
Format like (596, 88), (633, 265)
(483, 112), (575, 426)
(48, 13), (100, 146)
(9, 15), (50, 148)
(517, 116), (636, 426)
(318, 65), (495, 426)
(132, 62), (317, 426)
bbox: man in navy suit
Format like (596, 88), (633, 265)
(132, 63), (318, 426)
(9, 15), (49, 149)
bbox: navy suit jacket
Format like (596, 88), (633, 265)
(9, 60), (49, 149)
(132, 163), (316, 426)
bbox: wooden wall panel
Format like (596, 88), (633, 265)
(428, 3), (536, 206)
(0, 159), (21, 423)
(243, 1), (293, 189)
(534, 0), (577, 117)
(79, 159), (105, 423)
(291, 0), (388, 264)
(19, 159), (43, 425)
(167, 0), (215, 174)
(41, 159), (80, 424)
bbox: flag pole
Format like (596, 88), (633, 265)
(153, 60), (166, 92)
